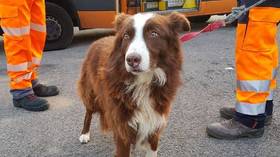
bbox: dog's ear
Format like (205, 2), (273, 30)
(168, 12), (191, 33)
(114, 13), (130, 32)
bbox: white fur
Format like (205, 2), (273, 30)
(142, 140), (158, 157)
(125, 13), (154, 73)
(127, 69), (166, 150)
(146, 149), (158, 157)
(79, 132), (90, 144)
(153, 68), (167, 86)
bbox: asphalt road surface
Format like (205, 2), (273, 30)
(1, 25), (280, 157)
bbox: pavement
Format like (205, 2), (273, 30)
(1, 25), (280, 157)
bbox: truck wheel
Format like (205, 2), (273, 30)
(44, 2), (74, 51)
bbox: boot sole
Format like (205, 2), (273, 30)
(206, 127), (264, 140)
(14, 103), (49, 112)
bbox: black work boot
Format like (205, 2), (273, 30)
(219, 107), (236, 119)
(33, 84), (59, 97)
(13, 94), (49, 111)
(220, 101), (273, 126)
(206, 119), (264, 139)
(265, 100), (274, 125)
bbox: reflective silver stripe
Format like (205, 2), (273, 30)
(272, 68), (278, 79)
(267, 90), (274, 101)
(28, 62), (33, 68)
(235, 101), (266, 115)
(30, 23), (46, 32)
(7, 62), (28, 72)
(22, 72), (32, 80)
(12, 72), (32, 83)
(237, 80), (270, 92)
(2, 26), (30, 36)
(32, 57), (41, 65)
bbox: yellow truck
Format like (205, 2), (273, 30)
(0, 0), (237, 50)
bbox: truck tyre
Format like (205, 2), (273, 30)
(44, 2), (74, 51)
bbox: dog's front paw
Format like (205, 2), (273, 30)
(79, 132), (90, 144)
(146, 150), (158, 157)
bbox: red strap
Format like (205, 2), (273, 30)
(180, 21), (226, 43)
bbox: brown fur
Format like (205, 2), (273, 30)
(78, 12), (190, 157)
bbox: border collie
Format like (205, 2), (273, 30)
(78, 12), (190, 157)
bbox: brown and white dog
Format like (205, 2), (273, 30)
(78, 12), (190, 157)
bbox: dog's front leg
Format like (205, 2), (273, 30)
(114, 134), (131, 157)
(146, 131), (161, 157)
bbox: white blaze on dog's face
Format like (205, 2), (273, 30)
(114, 12), (190, 75)
(125, 13), (154, 74)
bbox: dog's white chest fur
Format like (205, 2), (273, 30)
(127, 70), (166, 149)
(132, 96), (165, 149)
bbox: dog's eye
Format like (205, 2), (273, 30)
(151, 32), (159, 38)
(123, 33), (130, 40)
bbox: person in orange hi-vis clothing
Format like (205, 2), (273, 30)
(0, 0), (59, 111)
(207, 0), (280, 139)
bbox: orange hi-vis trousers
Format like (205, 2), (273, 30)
(0, 0), (46, 90)
(235, 7), (280, 116)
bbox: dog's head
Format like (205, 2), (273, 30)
(113, 12), (190, 75)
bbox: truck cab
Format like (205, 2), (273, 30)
(1, 0), (237, 50)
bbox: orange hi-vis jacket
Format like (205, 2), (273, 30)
(0, 0), (46, 90)
(235, 0), (280, 115)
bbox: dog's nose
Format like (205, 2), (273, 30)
(126, 53), (141, 68)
